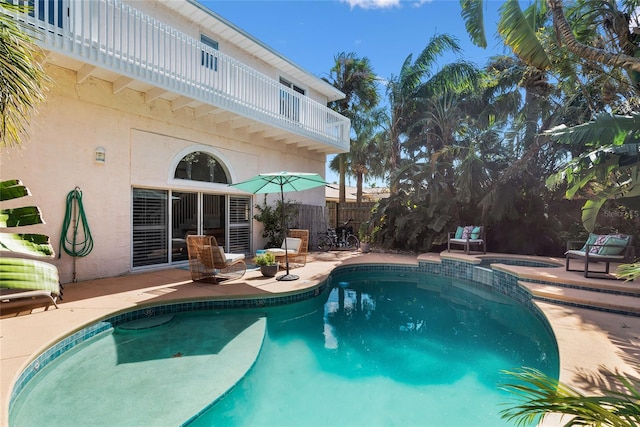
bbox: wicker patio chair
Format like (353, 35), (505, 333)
(287, 229), (309, 267)
(186, 235), (246, 283)
(266, 229), (309, 268)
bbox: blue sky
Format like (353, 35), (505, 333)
(200, 0), (508, 185)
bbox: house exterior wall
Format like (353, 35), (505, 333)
(1, 63), (326, 284)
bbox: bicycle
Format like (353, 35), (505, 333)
(317, 219), (360, 251)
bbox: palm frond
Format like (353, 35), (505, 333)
(545, 113), (640, 147)
(0, 1), (49, 148)
(414, 33), (462, 73)
(501, 367), (640, 427)
(460, 0), (487, 48)
(0, 206), (45, 227)
(617, 263), (640, 281)
(0, 233), (54, 257)
(498, 0), (551, 70)
(0, 179), (30, 201)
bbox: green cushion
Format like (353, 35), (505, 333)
(580, 233), (599, 252)
(598, 235), (630, 255)
(454, 226), (464, 239)
(470, 226), (481, 239)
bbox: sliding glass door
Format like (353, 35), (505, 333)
(202, 194), (226, 247)
(171, 192), (198, 262)
(132, 188), (251, 268)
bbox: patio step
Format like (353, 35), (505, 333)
(520, 280), (640, 317)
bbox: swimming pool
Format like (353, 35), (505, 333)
(10, 268), (559, 426)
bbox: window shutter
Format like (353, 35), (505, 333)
(132, 189), (168, 267)
(228, 196), (251, 254)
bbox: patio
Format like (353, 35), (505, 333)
(1, 251), (639, 427)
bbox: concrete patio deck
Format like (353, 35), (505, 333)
(1, 251), (639, 427)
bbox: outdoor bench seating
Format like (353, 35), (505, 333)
(448, 225), (486, 254)
(565, 233), (635, 279)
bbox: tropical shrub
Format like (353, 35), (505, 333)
(253, 196), (300, 248)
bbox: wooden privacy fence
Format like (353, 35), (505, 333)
(326, 201), (376, 240)
(290, 204), (328, 250)
(289, 202), (375, 250)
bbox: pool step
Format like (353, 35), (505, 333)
(519, 280), (640, 316)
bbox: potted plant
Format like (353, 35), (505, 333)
(253, 252), (278, 277)
(358, 222), (374, 253)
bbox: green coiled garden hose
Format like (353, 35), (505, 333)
(59, 187), (93, 281)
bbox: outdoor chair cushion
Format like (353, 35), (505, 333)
(565, 250), (626, 260)
(565, 233), (634, 279)
(448, 238), (485, 244)
(186, 235), (246, 283)
(266, 237), (302, 256)
(454, 226), (464, 239)
(575, 233), (631, 256)
(447, 225), (486, 254)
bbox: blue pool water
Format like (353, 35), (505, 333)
(10, 269), (558, 426)
(190, 271), (558, 426)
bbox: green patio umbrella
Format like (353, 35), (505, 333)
(230, 171), (327, 281)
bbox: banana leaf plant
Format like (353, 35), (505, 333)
(0, 179), (59, 290)
(545, 113), (640, 233)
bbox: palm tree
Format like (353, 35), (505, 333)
(348, 109), (387, 201)
(324, 52), (380, 203)
(500, 367), (640, 427)
(0, 0), (49, 148)
(473, 54), (562, 223)
(384, 33), (480, 193)
(460, 0), (640, 79)
(0, 4), (58, 293)
(547, 0), (640, 77)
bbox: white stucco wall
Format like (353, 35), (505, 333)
(0, 64), (326, 284)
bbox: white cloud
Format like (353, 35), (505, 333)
(340, 0), (401, 10)
(340, 0), (433, 10)
(411, 0), (433, 7)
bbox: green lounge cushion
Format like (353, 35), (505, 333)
(580, 233), (599, 252)
(470, 226), (481, 239)
(598, 235), (630, 256)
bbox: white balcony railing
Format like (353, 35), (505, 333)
(17, 0), (350, 150)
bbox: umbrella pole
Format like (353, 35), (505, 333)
(277, 184), (298, 281)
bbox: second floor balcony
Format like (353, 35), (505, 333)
(16, 0), (350, 153)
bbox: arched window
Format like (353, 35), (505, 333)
(174, 151), (229, 184)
